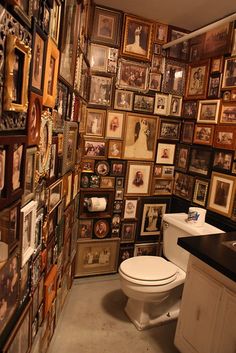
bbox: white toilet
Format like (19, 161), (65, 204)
(119, 212), (223, 330)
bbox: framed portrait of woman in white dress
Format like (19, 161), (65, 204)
(123, 113), (158, 161)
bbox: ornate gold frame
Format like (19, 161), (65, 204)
(37, 110), (53, 177)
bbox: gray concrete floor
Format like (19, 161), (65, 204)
(48, 274), (180, 353)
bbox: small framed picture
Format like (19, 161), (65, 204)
(62, 121), (78, 174)
(152, 178), (173, 195)
(219, 102), (236, 124)
(89, 43), (109, 72)
(89, 75), (113, 107)
(197, 99), (221, 124)
(134, 242), (158, 256)
(193, 124), (215, 146)
(121, 223), (136, 243)
(113, 200), (123, 213)
(168, 26), (189, 61)
(78, 219), (93, 240)
(125, 161), (153, 196)
(162, 59), (186, 96)
(181, 121), (195, 144)
(115, 188), (124, 200)
(85, 109), (106, 137)
(27, 92), (42, 146)
(22, 146), (37, 205)
(48, 179), (62, 214)
(118, 245), (134, 265)
(0, 200), (20, 254)
(173, 172), (195, 201)
(110, 161), (126, 176)
(100, 176), (115, 189)
(185, 60), (210, 100)
(162, 165), (175, 178)
(21, 200), (37, 266)
(213, 126), (236, 150)
(123, 199), (138, 219)
(208, 73), (222, 98)
(210, 56), (224, 73)
(49, 0), (61, 45)
(133, 94), (154, 114)
(193, 179), (209, 207)
(155, 22), (168, 44)
(213, 150), (233, 172)
(81, 159), (95, 173)
(154, 93), (170, 115)
(114, 90), (134, 111)
(108, 140), (123, 159)
(116, 177), (124, 188)
(154, 165), (162, 177)
(83, 139), (107, 159)
(156, 143), (176, 164)
(93, 219), (110, 239)
(222, 57), (236, 89)
(168, 95), (182, 116)
(158, 118), (181, 141)
(182, 101), (198, 119)
(95, 161), (110, 176)
(175, 144), (190, 172)
(149, 73), (162, 91)
(116, 59), (150, 92)
(105, 111), (124, 139)
(38, 110), (53, 176)
(188, 147), (212, 177)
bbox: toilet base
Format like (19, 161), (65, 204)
(124, 296), (181, 331)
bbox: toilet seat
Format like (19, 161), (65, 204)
(119, 256), (178, 286)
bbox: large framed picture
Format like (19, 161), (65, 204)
(161, 59), (186, 95)
(123, 113), (158, 161)
(117, 59), (150, 92)
(207, 73), (222, 98)
(88, 75), (113, 107)
(125, 161), (153, 196)
(193, 178), (209, 207)
(188, 147), (212, 177)
(222, 57), (236, 89)
(20, 200), (37, 266)
(207, 172), (236, 217)
(75, 238), (120, 277)
(196, 99), (220, 124)
(173, 172), (195, 201)
(185, 60), (210, 99)
(121, 14), (154, 61)
(91, 5), (122, 47)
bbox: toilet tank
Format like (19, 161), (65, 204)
(162, 213), (223, 272)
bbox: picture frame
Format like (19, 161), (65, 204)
(48, 178), (62, 214)
(85, 108), (106, 137)
(4, 34), (31, 112)
(156, 143), (176, 164)
(158, 118), (181, 141)
(108, 140), (123, 159)
(75, 238), (120, 277)
(62, 121), (78, 174)
(133, 94), (154, 114)
(41, 1), (51, 33)
(100, 176), (115, 189)
(125, 161), (153, 196)
(182, 101), (198, 119)
(151, 54), (165, 74)
(123, 113), (158, 161)
(161, 59), (186, 96)
(78, 219), (93, 240)
(213, 125), (236, 150)
(222, 57), (236, 89)
(42, 37), (59, 108)
(149, 72), (162, 91)
(114, 89), (134, 111)
(56, 80), (69, 124)
(168, 95), (183, 117)
(181, 121), (195, 144)
(202, 22), (233, 59)
(134, 242), (158, 256)
(210, 56), (224, 73)
(21, 200), (37, 266)
(196, 99), (220, 124)
(91, 5), (122, 47)
(44, 265), (57, 316)
(213, 149), (233, 172)
(219, 102), (236, 124)
(188, 146), (212, 177)
(83, 139), (107, 159)
(152, 178), (173, 196)
(123, 198), (138, 219)
(207, 73), (222, 98)
(121, 14), (154, 61)
(173, 172), (195, 201)
(162, 165), (175, 178)
(116, 59), (150, 92)
(89, 43), (108, 72)
(81, 159), (95, 173)
(137, 197), (170, 241)
(115, 188), (124, 200)
(185, 60), (210, 99)
(116, 177), (124, 188)
(79, 190), (114, 218)
(88, 75), (113, 107)
(93, 219), (110, 239)
(38, 110), (53, 176)
(49, 0), (61, 45)
(22, 146), (37, 205)
(105, 110), (124, 139)
(174, 144), (190, 172)
(27, 92), (42, 146)
(207, 172), (236, 217)
(120, 222), (136, 243)
(193, 179), (209, 207)
(155, 22), (168, 44)
(118, 244), (134, 265)
(0, 199), (20, 254)
(193, 124), (215, 146)
(110, 160), (126, 176)
(113, 200), (123, 214)
(154, 93), (170, 115)
(168, 26), (189, 61)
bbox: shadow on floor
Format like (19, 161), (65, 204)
(101, 289), (129, 323)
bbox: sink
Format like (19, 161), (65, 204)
(222, 240), (236, 252)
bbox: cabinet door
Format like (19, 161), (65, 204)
(175, 266), (222, 353)
(214, 289), (236, 353)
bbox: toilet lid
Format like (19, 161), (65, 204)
(119, 256), (177, 283)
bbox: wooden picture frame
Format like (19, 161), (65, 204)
(168, 26), (189, 61)
(219, 102), (236, 124)
(133, 94), (154, 114)
(213, 149), (233, 172)
(222, 57), (236, 89)
(156, 143), (176, 164)
(149, 72), (162, 91)
(110, 160), (126, 176)
(173, 172), (195, 201)
(125, 161), (153, 196)
(114, 89), (133, 111)
(122, 14), (154, 61)
(62, 121), (78, 174)
(49, 0), (62, 45)
(152, 178), (173, 195)
(182, 101), (198, 119)
(4, 34), (31, 112)
(93, 219), (110, 239)
(193, 124), (215, 146)
(44, 265), (57, 316)
(116, 59), (150, 92)
(197, 99), (220, 124)
(120, 222), (136, 243)
(154, 93), (170, 115)
(202, 23), (233, 59)
(108, 140), (123, 159)
(185, 60), (210, 100)
(27, 92), (42, 146)
(123, 113), (158, 161)
(105, 110), (124, 139)
(161, 59), (186, 96)
(168, 95), (183, 117)
(207, 172), (236, 217)
(193, 178), (209, 207)
(134, 242), (158, 256)
(22, 147), (37, 205)
(155, 22), (168, 44)
(100, 176), (115, 189)
(85, 108), (106, 138)
(95, 161), (110, 176)
(78, 219), (93, 240)
(42, 37), (59, 107)
(207, 73), (222, 98)
(21, 200), (37, 266)
(83, 139), (107, 159)
(88, 75), (113, 107)
(181, 121), (195, 144)
(89, 44), (109, 72)
(188, 146), (212, 177)
(213, 125), (236, 150)
(158, 118), (181, 141)
(174, 144), (190, 172)
(48, 178), (62, 214)
(0, 199), (20, 254)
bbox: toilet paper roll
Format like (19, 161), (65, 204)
(0, 241), (8, 263)
(186, 207), (206, 227)
(87, 197), (107, 212)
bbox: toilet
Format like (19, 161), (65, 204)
(119, 212), (223, 330)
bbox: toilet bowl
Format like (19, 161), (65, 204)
(119, 213), (223, 330)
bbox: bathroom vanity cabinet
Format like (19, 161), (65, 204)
(174, 232), (236, 353)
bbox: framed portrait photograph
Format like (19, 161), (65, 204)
(213, 150), (233, 172)
(95, 160), (110, 176)
(110, 160), (126, 176)
(89, 75), (113, 107)
(208, 73), (222, 98)
(105, 110), (124, 139)
(188, 147), (212, 177)
(78, 219), (93, 240)
(158, 118), (181, 141)
(100, 176), (115, 189)
(22, 147), (37, 205)
(4, 34), (31, 112)
(185, 60), (210, 99)
(193, 124), (215, 146)
(207, 172), (236, 217)
(43, 37), (59, 108)
(62, 121), (78, 174)
(117, 59), (150, 92)
(123, 113), (158, 161)
(182, 100), (198, 119)
(173, 172), (195, 201)
(122, 14), (154, 61)
(222, 57), (236, 89)
(118, 244), (134, 265)
(154, 93), (170, 115)
(162, 59), (186, 96)
(123, 198), (138, 219)
(137, 197), (170, 241)
(181, 121), (195, 144)
(197, 99), (220, 124)
(156, 143), (176, 164)
(168, 26), (189, 61)
(108, 140), (123, 159)
(120, 222), (136, 243)
(134, 242), (158, 256)
(133, 94), (154, 114)
(152, 178), (173, 195)
(125, 161), (153, 196)
(85, 109), (106, 137)
(155, 22), (168, 44)
(213, 125), (236, 150)
(89, 44), (109, 72)
(219, 102), (236, 124)
(93, 219), (110, 239)
(193, 179), (209, 207)
(175, 144), (190, 172)
(83, 139), (107, 159)
(210, 56), (224, 73)
(75, 238), (120, 277)
(21, 200), (37, 266)
(27, 92), (42, 146)
(149, 72), (162, 91)
(168, 95), (182, 117)
(151, 54), (165, 73)
(91, 5), (122, 47)
(114, 89), (134, 111)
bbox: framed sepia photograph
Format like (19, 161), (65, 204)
(161, 59), (186, 96)
(85, 109), (106, 137)
(193, 124), (215, 146)
(175, 144), (190, 172)
(122, 14), (154, 61)
(123, 113), (158, 161)
(182, 101), (198, 119)
(38, 110), (53, 176)
(156, 143), (176, 164)
(185, 60), (210, 100)
(89, 75), (113, 107)
(207, 172), (236, 217)
(222, 57), (236, 89)
(202, 23), (233, 58)
(27, 92), (42, 146)
(152, 178), (173, 195)
(197, 99), (220, 124)
(149, 72), (162, 91)
(22, 147), (37, 205)
(181, 121), (195, 144)
(83, 139), (107, 159)
(49, 0), (61, 45)
(193, 179), (209, 207)
(188, 147), (212, 177)
(155, 22), (168, 44)
(75, 238), (120, 277)
(125, 161), (153, 196)
(173, 171), (195, 201)
(213, 125), (236, 150)
(121, 222), (136, 243)
(91, 5), (122, 47)
(48, 179), (62, 214)
(110, 160), (126, 176)
(62, 121), (78, 174)
(21, 200), (37, 267)
(93, 219), (110, 239)
(89, 43), (108, 72)
(108, 140), (123, 159)
(114, 89), (134, 111)
(123, 198), (138, 219)
(154, 93), (170, 115)
(208, 73), (222, 98)
(78, 219), (93, 240)
(133, 94), (154, 114)
(168, 26), (189, 61)
(105, 110), (124, 139)
(100, 176), (115, 189)
(162, 165), (175, 178)
(213, 149), (233, 172)
(134, 242), (158, 256)
(168, 95), (182, 117)
(117, 59), (150, 92)
(158, 118), (181, 141)
(219, 102), (236, 124)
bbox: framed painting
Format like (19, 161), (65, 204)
(79, 189), (114, 218)
(42, 37), (59, 107)
(44, 265), (57, 316)
(88, 75), (113, 107)
(93, 219), (110, 239)
(219, 102), (236, 124)
(21, 200), (37, 266)
(85, 108), (106, 137)
(27, 92), (42, 146)
(0, 199), (20, 254)
(213, 125), (236, 150)
(188, 147), (212, 177)
(167, 26), (189, 61)
(125, 161), (153, 196)
(174, 144), (190, 172)
(62, 121), (78, 174)
(91, 5), (122, 47)
(185, 60), (210, 99)
(123, 113), (158, 161)
(181, 121), (195, 144)
(156, 143), (176, 165)
(4, 34), (31, 112)
(114, 89), (133, 111)
(152, 178), (173, 196)
(116, 59), (150, 92)
(75, 238), (120, 277)
(120, 222), (136, 243)
(133, 94), (154, 114)
(134, 242), (158, 256)
(193, 179), (209, 207)
(173, 172), (195, 201)
(105, 110), (124, 139)
(122, 14), (154, 61)
(83, 139), (107, 159)
(108, 140), (123, 159)
(161, 59), (186, 96)
(155, 22), (168, 44)
(123, 199), (138, 219)
(154, 93), (170, 115)
(207, 73), (222, 98)
(38, 110), (53, 176)
(181, 101), (198, 119)
(158, 118), (181, 141)
(207, 172), (236, 217)
(193, 124), (215, 146)
(196, 99), (220, 124)
(149, 73), (162, 91)
(222, 57), (236, 89)
(22, 147), (37, 205)
(213, 150), (233, 172)
(168, 95), (182, 117)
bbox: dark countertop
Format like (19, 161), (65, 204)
(178, 232), (236, 282)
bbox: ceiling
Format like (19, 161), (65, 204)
(96, 0), (236, 31)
